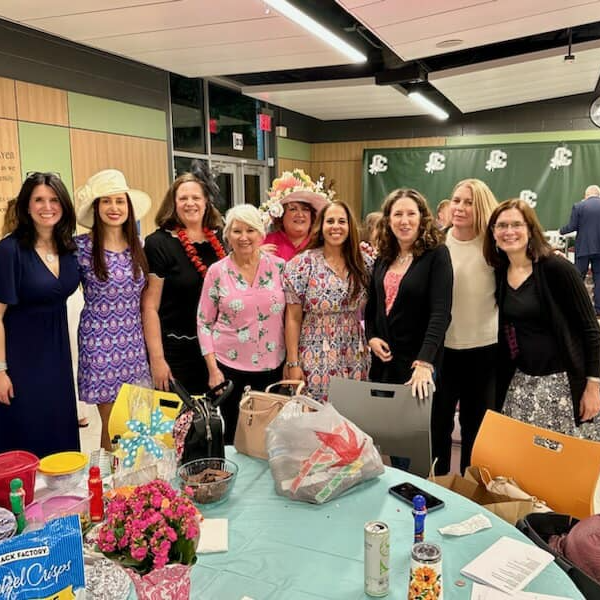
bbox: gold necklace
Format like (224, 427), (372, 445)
(396, 253), (413, 265)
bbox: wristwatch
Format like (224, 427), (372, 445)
(286, 361), (300, 368)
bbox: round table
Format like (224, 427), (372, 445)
(182, 449), (584, 600)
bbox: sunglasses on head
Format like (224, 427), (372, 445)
(25, 171), (62, 180)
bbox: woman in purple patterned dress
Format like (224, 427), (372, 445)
(74, 170), (152, 450)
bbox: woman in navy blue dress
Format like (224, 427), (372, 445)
(0, 172), (80, 458)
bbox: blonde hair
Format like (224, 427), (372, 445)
(451, 179), (498, 237)
(223, 204), (265, 240)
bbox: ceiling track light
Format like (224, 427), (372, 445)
(407, 92), (449, 120)
(262, 0), (367, 63)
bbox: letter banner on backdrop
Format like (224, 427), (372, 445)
(363, 141), (600, 229)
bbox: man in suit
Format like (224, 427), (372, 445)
(560, 185), (600, 314)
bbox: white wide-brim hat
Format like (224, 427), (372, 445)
(75, 169), (151, 228)
(280, 190), (329, 213)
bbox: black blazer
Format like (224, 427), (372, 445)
(496, 254), (600, 423)
(365, 245), (453, 383)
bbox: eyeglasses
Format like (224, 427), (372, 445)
(493, 221), (527, 231)
(25, 171), (61, 179)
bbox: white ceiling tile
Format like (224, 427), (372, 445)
(243, 78), (424, 120)
(430, 41), (600, 112)
(339, 0), (600, 59)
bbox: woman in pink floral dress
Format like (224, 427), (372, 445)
(197, 204), (286, 443)
(284, 199), (373, 402)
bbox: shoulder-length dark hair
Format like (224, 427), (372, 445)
(307, 199), (369, 302)
(377, 188), (444, 265)
(90, 195), (149, 281)
(483, 199), (552, 268)
(13, 172), (76, 252)
(155, 173), (222, 231)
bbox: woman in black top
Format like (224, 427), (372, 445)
(142, 167), (225, 394)
(483, 199), (600, 438)
(365, 188), (453, 400)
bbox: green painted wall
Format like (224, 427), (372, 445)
(18, 122), (73, 195)
(68, 92), (167, 140)
(277, 137), (311, 161)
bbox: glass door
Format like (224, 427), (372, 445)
(172, 154), (268, 214)
(241, 164), (268, 208)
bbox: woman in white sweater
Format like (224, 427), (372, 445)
(431, 179), (498, 474)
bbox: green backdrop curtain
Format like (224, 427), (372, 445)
(362, 141), (600, 229)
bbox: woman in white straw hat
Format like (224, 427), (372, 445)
(74, 169), (152, 451)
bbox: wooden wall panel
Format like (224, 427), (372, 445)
(0, 78), (16, 120)
(16, 81), (69, 126)
(0, 118), (21, 234)
(70, 129), (169, 236)
(312, 160), (362, 217)
(277, 158), (312, 175)
(311, 137), (446, 162)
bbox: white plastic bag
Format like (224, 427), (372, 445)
(265, 396), (384, 504)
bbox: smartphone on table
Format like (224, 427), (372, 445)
(389, 482), (445, 511)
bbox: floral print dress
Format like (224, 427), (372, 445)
(284, 248), (373, 402)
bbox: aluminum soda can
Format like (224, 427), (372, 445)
(409, 542), (443, 600)
(364, 520), (390, 597)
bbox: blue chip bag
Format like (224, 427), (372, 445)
(0, 515), (85, 599)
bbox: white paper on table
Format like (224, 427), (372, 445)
(461, 536), (554, 594)
(438, 513), (492, 536)
(196, 518), (228, 553)
(470, 582), (573, 600)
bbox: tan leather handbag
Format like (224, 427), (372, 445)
(234, 380), (305, 459)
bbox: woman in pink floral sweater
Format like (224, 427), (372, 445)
(197, 204), (286, 443)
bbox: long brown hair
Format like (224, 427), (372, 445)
(377, 188), (444, 265)
(14, 172), (76, 252)
(308, 199), (369, 302)
(155, 173), (222, 231)
(91, 195), (148, 281)
(483, 199), (552, 268)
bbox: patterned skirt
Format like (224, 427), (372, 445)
(503, 370), (600, 441)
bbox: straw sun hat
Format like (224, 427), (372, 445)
(75, 169), (151, 229)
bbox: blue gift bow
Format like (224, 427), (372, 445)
(119, 408), (175, 468)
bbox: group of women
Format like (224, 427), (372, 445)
(0, 166), (599, 473)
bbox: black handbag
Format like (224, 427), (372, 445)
(171, 379), (232, 464)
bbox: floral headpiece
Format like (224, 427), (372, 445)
(259, 169), (329, 228)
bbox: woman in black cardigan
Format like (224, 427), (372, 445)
(365, 189), (453, 400)
(483, 199), (600, 438)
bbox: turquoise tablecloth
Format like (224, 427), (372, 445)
(181, 449), (584, 600)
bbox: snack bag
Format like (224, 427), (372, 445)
(0, 515), (85, 599)
(266, 396), (384, 504)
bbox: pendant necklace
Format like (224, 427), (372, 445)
(397, 253), (413, 265)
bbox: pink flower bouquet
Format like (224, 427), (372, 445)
(97, 479), (201, 575)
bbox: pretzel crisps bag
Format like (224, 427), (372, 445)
(265, 396), (384, 504)
(0, 515), (85, 599)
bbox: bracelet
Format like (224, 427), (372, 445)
(0, 361), (6, 372)
(286, 361), (300, 368)
(411, 360), (434, 372)
(587, 376), (600, 383)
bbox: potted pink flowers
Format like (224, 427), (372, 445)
(97, 479), (201, 599)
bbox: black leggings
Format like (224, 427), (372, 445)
(216, 361), (284, 444)
(431, 344), (497, 475)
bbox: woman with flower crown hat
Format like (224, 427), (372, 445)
(261, 169), (329, 261)
(142, 162), (226, 395)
